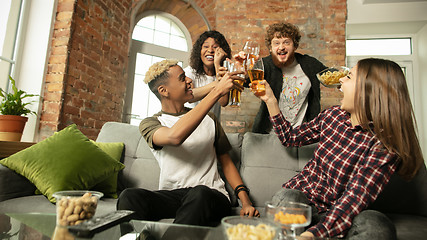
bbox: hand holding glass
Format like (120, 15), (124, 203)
(243, 40), (260, 63)
(223, 60), (245, 107)
(246, 58), (265, 96)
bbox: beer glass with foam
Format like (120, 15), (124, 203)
(246, 58), (265, 96)
(224, 60), (245, 107)
(242, 40), (260, 71)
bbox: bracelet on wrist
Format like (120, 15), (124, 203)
(234, 185), (250, 199)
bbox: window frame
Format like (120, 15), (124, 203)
(123, 11), (192, 124)
(346, 37), (412, 56)
(345, 33), (421, 128)
(0, 0), (28, 90)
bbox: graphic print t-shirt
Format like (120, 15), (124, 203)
(277, 60), (311, 128)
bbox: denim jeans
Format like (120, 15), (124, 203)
(271, 188), (397, 239)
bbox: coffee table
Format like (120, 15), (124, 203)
(0, 213), (224, 239)
(1, 213), (336, 239)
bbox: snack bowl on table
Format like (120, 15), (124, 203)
(221, 215), (280, 240)
(53, 190), (103, 226)
(265, 201), (312, 237)
(316, 66), (349, 88)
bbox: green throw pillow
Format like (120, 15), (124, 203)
(91, 141), (124, 198)
(0, 124), (125, 203)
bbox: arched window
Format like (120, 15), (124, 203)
(124, 12), (191, 126)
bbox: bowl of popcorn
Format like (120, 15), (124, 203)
(221, 216), (279, 240)
(53, 190), (103, 226)
(316, 66), (349, 88)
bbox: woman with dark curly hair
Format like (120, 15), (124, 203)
(184, 30), (233, 118)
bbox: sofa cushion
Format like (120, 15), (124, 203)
(240, 132), (299, 207)
(91, 141), (125, 198)
(218, 133), (243, 207)
(370, 164), (427, 217)
(0, 124), (125, 203)
(0, 164), (36, 202)
(386, 214), (427, 240)
(96, 122), (243, 206)
(96, 122), (160, 193)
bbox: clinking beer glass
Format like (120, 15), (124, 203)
(246, 58), (265, 96)
(224, 60), (245, 107)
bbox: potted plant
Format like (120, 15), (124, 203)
(0, 76), (38, 141)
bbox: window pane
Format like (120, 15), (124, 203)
(147, 92), (161, 116)
(154, 31), (169, 48)
(152, 56), (165, 64)
(130, 54), (164, 123)
(170, 24), (184, 37)
(0, 0), (20, 59)
(135, 53), (152, 75)
(133, 14), (188, 50)
(129, 14), (189, 126)
(0, 0), (12, 56)
(0, 59), (12, 89)
(132, 26), (154, 43)
(139, 16), (155, 29)
(170, 35), (187, 51)
(130, 75), (147, 126)
(346, 38), (411, 56)
(154, 15), (171, 34)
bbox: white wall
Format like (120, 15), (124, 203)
(15, 0), (57, 142)
(347, 0), (427, 24)
(347, 0), (427, 164)
(416, 24), (427, 161)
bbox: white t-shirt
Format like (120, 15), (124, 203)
(139, 109), (230, 200)
(277, 60), (311, 128)
(184, 66), (221, 119)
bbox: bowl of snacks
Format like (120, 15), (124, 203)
(221, 216), (279, 240)
(53, 190), (103, 226)
(316, 67), (349, 88)
(265, 201), (311, 237)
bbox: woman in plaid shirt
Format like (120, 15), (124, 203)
(254, 58), (424, 239)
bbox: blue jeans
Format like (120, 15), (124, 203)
(271, 188), (397, 239)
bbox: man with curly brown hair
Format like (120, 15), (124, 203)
(252, 22), (327, 133)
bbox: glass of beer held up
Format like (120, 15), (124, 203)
(242, 40), (260, 71)
(224, 60), (245, 107)
(246, 58), (265, 96)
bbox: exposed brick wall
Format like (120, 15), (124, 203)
(215, 0), (347, 133)
(40, 0), (75, 140)
(40, 0), (346, 139)
(41, 0), (131, 140)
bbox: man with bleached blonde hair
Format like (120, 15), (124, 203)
(117, 59), (259, 227)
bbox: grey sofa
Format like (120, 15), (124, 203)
(1, 121), (426, 239)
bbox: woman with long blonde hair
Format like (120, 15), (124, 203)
(255, 58), (424, 239)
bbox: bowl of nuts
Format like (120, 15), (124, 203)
(53, 190), (103, 226)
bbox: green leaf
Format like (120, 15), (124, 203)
(0, 76), (39, 116)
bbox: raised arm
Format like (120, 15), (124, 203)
(152, 73), (234, 147)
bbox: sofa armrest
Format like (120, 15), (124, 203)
(0, 164), (36, 202)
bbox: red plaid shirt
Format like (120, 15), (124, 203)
(270, 106), (398, 238)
